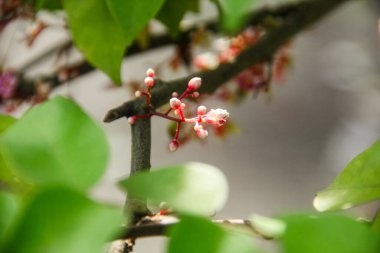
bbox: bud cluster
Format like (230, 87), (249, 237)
(128, 69), (230, 152)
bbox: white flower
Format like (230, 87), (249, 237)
(204, 109), (229, 126)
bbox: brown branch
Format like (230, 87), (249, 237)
(104, 0), (350, 123)
(14, 2), (300, 98)
(124, 110), (152, 224)
(117, 218), (273, 240)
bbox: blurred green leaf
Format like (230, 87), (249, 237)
(63, 0), (127, 84)
(372, 211), (380, 233)
(280, 214), (379, 253)
(249, 213), (286, 238)
(218, 0), (258, 32)
(156, 0), (200, 37)
(0, 115), (20, 187)
(0, 96), (108, 191)
(1, 187), (122, 253)
(314, 140), (380, 211)
(35, 0), (62, 10)
(0, 115), (16, 134)
(119, 162), (228, 215)
(0, 192), (20, 244)
(106, 0), (165, 43)
(168, 215), (258, 253)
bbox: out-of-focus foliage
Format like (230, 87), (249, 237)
(279, 214), (380, 253)
(63, 0), (128, 84)
(156, 0), (200, 37)
(314, 140), (380, 211)
(168, 215), (259, 253)
(1, 187), (122, 253)
(119, 162), (228, 215)
(0, 97), (109, 191)
(0, 97), (121, 253)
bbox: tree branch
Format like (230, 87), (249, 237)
(124, 110), (152, 223)
(14, 1), (300, 98)
(117, 218), (272, 240)
(104, 0), (350, 123)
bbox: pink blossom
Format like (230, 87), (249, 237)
(204, 109), (229, 126)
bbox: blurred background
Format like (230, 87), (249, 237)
(1, 0), (380, 251)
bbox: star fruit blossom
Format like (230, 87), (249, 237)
(128, 68), (230, 152)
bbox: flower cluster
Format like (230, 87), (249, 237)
(193, 27), (262, 71)
(192, 27), (292, 98)
(128, 68), (229, 152)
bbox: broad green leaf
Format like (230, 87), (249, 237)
(119, 162), (228, 215)
(218, 0), (258, 32)
(0, 115), (18, 186)
(314, 140), (380, 211)
(0, 115), (16, 134)
(105, 0), (165, 43)
(372, 211), (380, 234)
(0, 96), (109, 191)
(168, 215), (258, 253)
(280, 214), (379, 253)
(35, 0), (62, 10)
(249, 214), (286, 238)
(63, 0), (127, 84)
(1, 187), (122, 253)
(156, 0), (200, 37)
(0, 192), (20, 244)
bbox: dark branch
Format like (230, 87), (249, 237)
(117, 218), (273, 240)
(124, 112), (152, 223)
(104, 0), (350, 123)
(15, 2), (300, 98)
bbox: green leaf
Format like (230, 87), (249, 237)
(168, 215), (258, 253)
(372, 211), (380, 234)
(218, 0), (258, 32)
(0, 115), (19, 186)
(35, 0), (63, 10)
(0, 96), (109, 191)
(156, 0), (199, 37)
(1, 187), (122, 253)
(249, 214), (286, 238)
(119, 162), (228, 215)
(314, 140), (380, 211)
(0, 115), (16, 134)
(0, 192), (20, 244)
(280, 214), (379, 253)
(105, 0), (165, 42)
(63, 0), (127, 84)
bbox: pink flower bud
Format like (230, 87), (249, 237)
(197, 105), (207, 115)
(172, 92), (178, 97)
(127, 116), (137, 124)
(196, 129), (208, 139)
(180, 103), (186, 110)
(188, 77), (202, 90)
(194, 123), (203, 131)
(169, 140), (179, 152)
(144, 76), (154, 87)
(170, 98), (181, 109)
(146, 68), (155, 78)
(192, 92), (199, 98)
(174, 109), (180, 115)
(135, 91), (142, 97)
(205, 108), (229, 126)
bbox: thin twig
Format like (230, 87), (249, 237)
(117, 218), (273, 240)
